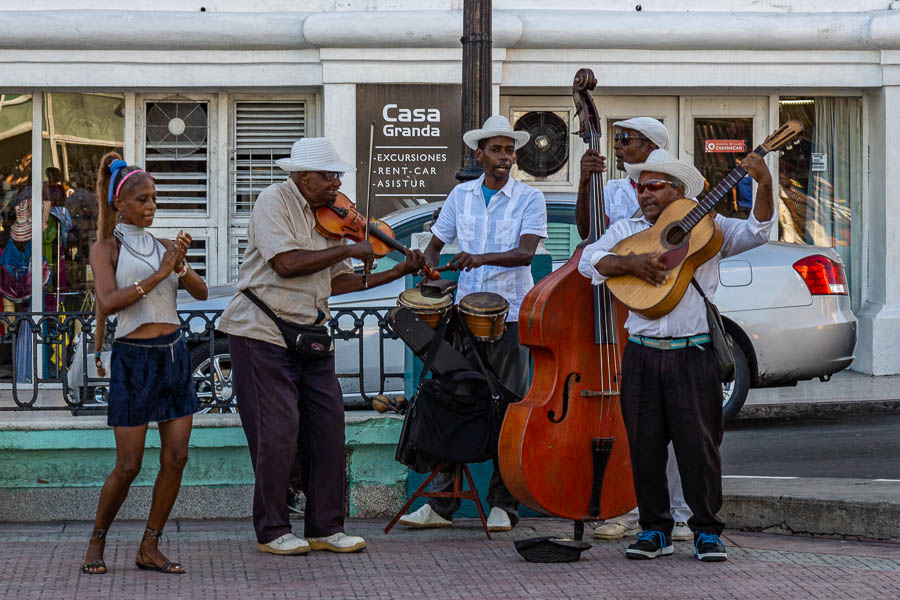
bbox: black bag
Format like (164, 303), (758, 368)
(242, 289), (333, 360)
(397, 313), (504, 469)
(691, 278), (735, 383)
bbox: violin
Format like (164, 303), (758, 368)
(497, 68), (635, 524)
(314, 193), (441, 280)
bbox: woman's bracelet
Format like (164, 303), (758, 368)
(134, 280), (147, 298)
(175, 261), (189, 278)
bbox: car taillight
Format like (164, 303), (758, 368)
(792, 254), (848, 295)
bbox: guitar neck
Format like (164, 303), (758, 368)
(680, 144), (767, 231)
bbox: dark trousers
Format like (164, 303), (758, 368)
(229, 334), (346, 544)
(427, 323), (528, 523)
(619, 340), (725, 536)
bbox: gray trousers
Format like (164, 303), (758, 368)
(427, 322), (530, 523)
(229, 334), (346, 544)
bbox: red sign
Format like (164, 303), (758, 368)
(704, 139), (745, 153)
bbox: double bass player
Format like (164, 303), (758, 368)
(575, 118), (693, 543)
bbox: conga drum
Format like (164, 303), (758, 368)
(458, 292), (509, 342)
(397, 288), (452, 329)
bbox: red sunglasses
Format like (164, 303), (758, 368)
(636, 179), (679, 194)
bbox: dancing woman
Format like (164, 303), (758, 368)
(81, 152), (208, 575)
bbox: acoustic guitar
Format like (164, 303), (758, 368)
(605, 120), (803, 319)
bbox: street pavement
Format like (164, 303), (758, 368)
(0, 518), (897, 599)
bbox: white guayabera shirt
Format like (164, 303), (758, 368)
(603, 177), (641, 225)
(577, 210), (774, 338)
(430, 174), (548, 322)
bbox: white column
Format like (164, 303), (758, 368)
(854, 85), (900, 374)
(322, 83), (357, 201)
(30, 92), (43, 314)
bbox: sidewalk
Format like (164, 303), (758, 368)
(1, 518), (897, 599)
(738, 369), (900, 420)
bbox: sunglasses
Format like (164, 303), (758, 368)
(316, 171), (344, 182)
(614, 133), (649, 145)
(636, 179), (679, 193)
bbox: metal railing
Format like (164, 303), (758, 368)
(0, 307), (403, 412)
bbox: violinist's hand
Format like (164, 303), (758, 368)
(398, 248), (426, 275)
(624, 252), (668, 286)
(347, 240), (375, 263)
(448, 251), (484, 272)
(579, 149), (607, 183)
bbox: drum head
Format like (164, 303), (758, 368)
(398, 287), (452, 310)
(458, 291), (509, 315)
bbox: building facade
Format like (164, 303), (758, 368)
(1, 0), (898, 373)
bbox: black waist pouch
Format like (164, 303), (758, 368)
(242, 289), (333, 360)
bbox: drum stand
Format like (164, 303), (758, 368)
(383, 463), (492, 539)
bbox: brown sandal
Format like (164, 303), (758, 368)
(135, 528), (184, 575)
(81, 527), (108, 575)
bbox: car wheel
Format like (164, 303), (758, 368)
(189, 337), (237, 414)
(722, 334), (750, 422)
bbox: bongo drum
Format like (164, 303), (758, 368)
(397, 288), (452, 329)
(458, 292), (509, 342)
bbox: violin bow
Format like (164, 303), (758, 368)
(363, 120), (375, 288)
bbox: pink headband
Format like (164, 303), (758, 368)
(115, 169), (151, 197)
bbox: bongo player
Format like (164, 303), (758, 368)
(397, 115), (548, 533)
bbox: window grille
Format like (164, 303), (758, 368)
(230, 101), (306, 216)
(144, 99), (209, 213)
(229, 229), (249, 282)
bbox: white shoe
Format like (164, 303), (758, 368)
(672, 522), (692, 541)
(307, 532), (367, 553)
(486, 507), (513, 532)
(257, 533), (310, 555)
(397, 504), (452, 529)
(593, 521), (640, 540)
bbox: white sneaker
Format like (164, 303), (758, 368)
(397, 504), (452, 529)
(307, 532), (367, 553)
(672, 522), (692, 541)
(257, 533), (310, 555)
(486, 507), (513, 532)
(593, 521), (640, 540)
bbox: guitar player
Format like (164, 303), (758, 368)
(576, 148), (773, 563)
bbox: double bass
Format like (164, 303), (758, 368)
(498, 69), (635, 522)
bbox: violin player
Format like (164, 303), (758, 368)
(397, 115), (548, 533)
(575, 117), (693, 543)
(577, 149), (773, 562)
(218, 138), (425, 556)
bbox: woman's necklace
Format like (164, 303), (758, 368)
(115, 224), (163, 273)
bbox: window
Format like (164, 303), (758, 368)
(145, 98), (209, 214)
(778, 97), (861, 305)
(228, 100), (307, 280)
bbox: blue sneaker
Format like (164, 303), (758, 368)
(625, 530), (673, 560)
(694, 532), (728, 562)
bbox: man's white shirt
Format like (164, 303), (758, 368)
(577, 210), (775, 338)
(604, 178), (641, 224)
(430, 174), (548, 322)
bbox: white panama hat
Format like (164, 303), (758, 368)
(462, 115), (530, 151)
(625, 149), (705, 198)
(276, 138), (356, 173)
(612, 117), (669, 150)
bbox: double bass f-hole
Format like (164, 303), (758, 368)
(548, 372), (581, 423)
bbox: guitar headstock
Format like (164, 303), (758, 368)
(761, 120), (803, 153)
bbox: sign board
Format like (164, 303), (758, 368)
(811, 152), (827, 172)
(356, 84), (462, 218)
(704, 139), (745, 153)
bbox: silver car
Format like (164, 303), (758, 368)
(180, 195), (857, 420)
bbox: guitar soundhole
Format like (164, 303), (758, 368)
(665, 224), (686, 247)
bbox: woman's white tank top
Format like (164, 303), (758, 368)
(113, 223), (180, 338)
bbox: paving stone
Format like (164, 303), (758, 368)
(0, 518), (897, 598)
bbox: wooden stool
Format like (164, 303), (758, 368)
(384, 463), (492, 539)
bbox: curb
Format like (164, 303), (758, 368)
(734, 399), (900, 421)
(721, 477), (900, 541)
